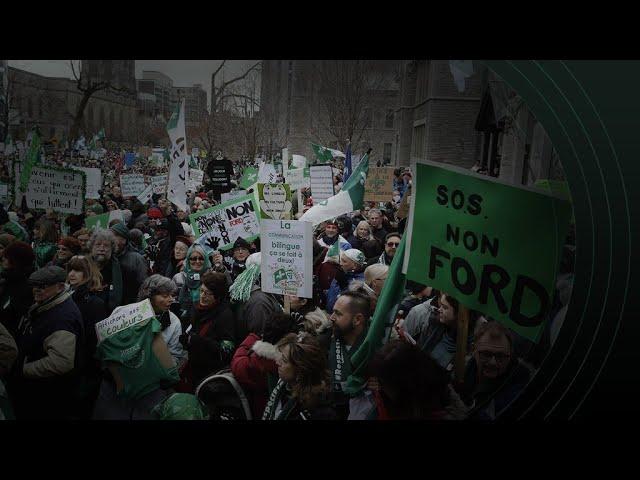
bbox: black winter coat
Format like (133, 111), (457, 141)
(72, 284), (108, 375)
(0, 268), (34, 339)
(185, 301), (237, 387)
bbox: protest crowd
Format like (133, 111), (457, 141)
(0, 123), (575, 421)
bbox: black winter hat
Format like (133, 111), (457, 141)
(233, 237), (251, 251)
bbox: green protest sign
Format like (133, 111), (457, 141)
(239, 167), (258, 189)
(403, 161), (572, 342)
(85, 210), (124, 231)
(258, 183), (292, 220)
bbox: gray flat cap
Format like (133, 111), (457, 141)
(28, 266), (67, 287)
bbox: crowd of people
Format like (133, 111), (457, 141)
(0, 145), (575, 421)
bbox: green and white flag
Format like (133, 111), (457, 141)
(19, 128), (41, 192)
(97, 128), (106, 140)
(239, 167), (258, 189)
(299, 153), (369, 226)
(323, 235), (350, 264)
(344, 235), (407, 395)
(311, 143), (334, 164)
(166, 99), (188, 211)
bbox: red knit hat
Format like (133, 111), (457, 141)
(58, 237), (82, 254)
(197, 192), (208, 200)
(147, 207), (164, 219)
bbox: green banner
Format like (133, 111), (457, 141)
(404, 161), (572, 342)
(86, 212), (110, 231)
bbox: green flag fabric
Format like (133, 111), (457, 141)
(311, 143), (334, 164)
(98, 128), (106, 140)
(239, 167), (258, 189)
(298, 153), (369, 225)
(343, 235), (408, 395)
(19, 129), (41, 192)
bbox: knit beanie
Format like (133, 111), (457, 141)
(343, 248), (366, 267)
(147, 207), (164, 219)
(110, 222), (131, 241)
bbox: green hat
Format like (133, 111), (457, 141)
(110, 222), (130, 240)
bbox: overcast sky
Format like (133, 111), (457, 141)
(8, 60), (260, 107)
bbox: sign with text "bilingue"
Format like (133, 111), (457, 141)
(261, 219), (313, 299)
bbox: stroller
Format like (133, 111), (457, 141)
(195, 369), (253, 420)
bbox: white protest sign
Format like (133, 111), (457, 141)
(137, 183), (154, 205)
(192, 147), (200, 157)
(261, 219), (313, 299)
(95, 299), (156, 344)
(190, 194), (261, 253)
(309, 165), (335, 202)
(285, 168), (311, 191)
(189, 168), (204, 185)
(152, 175), (167, 195)
(258, 161), (278, 184)
(24, 166), (86, 214)
(120, 174), (146, 197)
(220, 189), (248, 203)
(72, 167), (102, 199)
(291, 154), (307, 169)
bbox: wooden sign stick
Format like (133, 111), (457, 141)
(454, 305), (470, 386)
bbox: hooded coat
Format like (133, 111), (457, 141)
(178, 245), (212, 325)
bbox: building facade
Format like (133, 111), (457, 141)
(260, 60), (401, 165)
(140, 70), (174, 122)
(172, 83), (207, 127)
(6, 61), (138, 143)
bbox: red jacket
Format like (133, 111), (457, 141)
(230, 333), (279, 419)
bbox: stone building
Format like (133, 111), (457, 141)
(260, 60), (401, 165)
(396, 60), (485, 169)
(7, 60), (138, 143)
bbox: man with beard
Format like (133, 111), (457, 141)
(88, 229), (123, 314)
(110, 222), (149, 305)
(460, 321), (532, 420)
(319, 291), (371, 420)
(367, 233), (401, 267)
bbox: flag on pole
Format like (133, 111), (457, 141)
(299, 154), (369, 226)
(19, 128), (41, 192)
(311, 143), (334, 164)
(166, 99), (189, 211)
(88, 134), (98, 151)
(343, 235), (408, 394)
(343, 142), (352, 183)
(323, 235), (352, 263)
(97, 128), (106, 141)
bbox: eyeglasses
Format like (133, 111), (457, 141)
(478, 351), (511, 363)
(386, 242), (400, 247)
(200, 289), (214, 297)
(190, 256), (205, 263)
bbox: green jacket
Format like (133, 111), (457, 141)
(34, 242), (57, 269)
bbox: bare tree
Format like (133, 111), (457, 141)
(69, 60), (134, 140)
(309, 60), (393, 152)
(192, 60), (261, 157)
(226, 70), (261, 161)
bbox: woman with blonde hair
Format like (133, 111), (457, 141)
(346, 220), (382, 259)
(262, 332), (336, 420)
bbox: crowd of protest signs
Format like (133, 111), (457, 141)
(0, 99), (574, 421)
